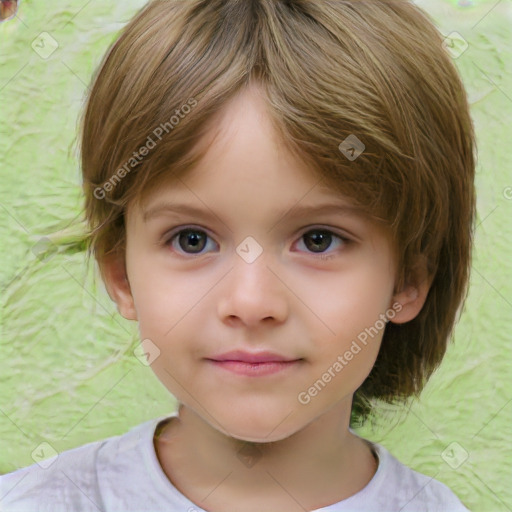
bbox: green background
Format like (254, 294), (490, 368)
(1, 1), (511, 510)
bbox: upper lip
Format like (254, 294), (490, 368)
(207, 350), (301, 363)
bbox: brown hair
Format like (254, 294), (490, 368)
(74, 0), (476, 423)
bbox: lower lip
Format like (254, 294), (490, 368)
(207, 360), (301, 377)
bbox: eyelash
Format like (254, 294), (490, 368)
(161, 225), (351, 259)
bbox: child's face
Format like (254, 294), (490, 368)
(108, 85), (423, 442)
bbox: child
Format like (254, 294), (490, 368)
(0, 0), (475, 510)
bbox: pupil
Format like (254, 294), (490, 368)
(306, 231), (330, 252)
(180, 230), (205, 253)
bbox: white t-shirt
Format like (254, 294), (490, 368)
(0, 412), (469, 512)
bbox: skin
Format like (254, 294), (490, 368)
(102, 83), (430, 512)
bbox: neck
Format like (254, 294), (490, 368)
(154, 400), (378, 511)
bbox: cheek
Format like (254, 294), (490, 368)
(127, 260), (202, 336)
(312, 267), (393, 329)
(305, 266), (394, 364)
(129, 270), (213, 376)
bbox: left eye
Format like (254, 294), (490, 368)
(163, 227), (348, 257)
(294, 229), (347, 255)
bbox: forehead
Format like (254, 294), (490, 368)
(128, 83), (388, 238)
(132, 158), (362, 229)
(133, 87), (352, 211)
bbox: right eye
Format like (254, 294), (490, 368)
(163, 227), (218, 256)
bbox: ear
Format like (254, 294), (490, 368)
(389, 257), (432, 325)
(99, 252), (138, 321)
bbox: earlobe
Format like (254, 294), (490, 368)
(389, 263), (432, 325)
(100, 253), (138, 321)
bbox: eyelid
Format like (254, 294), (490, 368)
(296, 224), (355, 242)
(158, 224), (217, 245)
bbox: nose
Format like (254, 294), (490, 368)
(217, 249), (289, 329)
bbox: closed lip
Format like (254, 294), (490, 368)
(206, 350), (301, 363)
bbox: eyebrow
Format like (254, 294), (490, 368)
(142, 201), (363, 224)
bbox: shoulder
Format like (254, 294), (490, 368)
(0, 418), (158, 512)
(362, 442), (470, 512)
(0, 437), (107, 512)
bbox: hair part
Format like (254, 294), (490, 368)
(77, 0), (476, 424)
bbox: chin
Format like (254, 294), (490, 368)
(214, 406), (302, 444)
(225, 426), (294, 444)
(232, 424), (291, 443)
